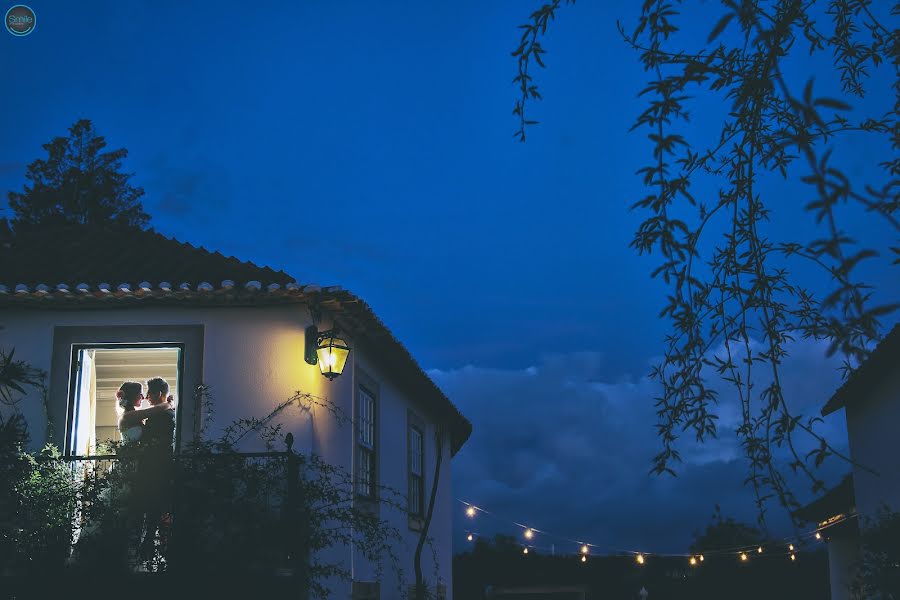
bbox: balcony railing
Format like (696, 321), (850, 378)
(26, 447), (310, 580)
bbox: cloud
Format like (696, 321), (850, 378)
(432, 337), (850, 554)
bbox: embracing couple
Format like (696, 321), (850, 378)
(116, 377), (175, 450)
(114, 377), (176, 559)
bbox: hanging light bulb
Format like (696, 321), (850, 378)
(699, 554), (704, 562)
(581, 555), (587, 563)
(523, 547), (529, 555)
(524, 528), (534, 540)
(788, 543), (795, 552)
(636, 553), (645, 565)
(740, 552), (749, 562)
(467, 533), (473, 542)
(757, 546), (763, 554)
(466, 506), (476, 518)
(581, 545), (589, 555)
(815, 531), (822, 540)
(689, 556), (698, 566)
(790, 553), (797, 562)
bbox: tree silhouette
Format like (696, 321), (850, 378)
(512, 1), (898, 522)
(8, 119), (150, 230)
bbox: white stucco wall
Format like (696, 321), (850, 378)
(1, 304), (456, 598)
(846, 368), (900, 520)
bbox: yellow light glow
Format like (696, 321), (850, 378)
(636, 554), (645, 565)
(581, 545), (589, 555)
(523, 548), (529, 555)
(689, 557), (697, 566)
(466, 506), (476, 518)
(581, 555), (587, 563)
(790, 553), (796, 561)
(815, 532), (822, 540)
(740, 552), (748, 562)
(315, 334), (350, 380)
(467, 534), (473, 542)
(699, 554), (704, 562)
(788, 543), (794, 552)
(757, 546), (763, 554)
(524, 528), (534, 540)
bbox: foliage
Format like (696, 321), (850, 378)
(0, 347), (45, 407)
(690, 505), (763, 553)
(851, 507), (900, 600)
(2, 387), (411, 598)
(7, 119), (150, 230)
(513, 1), (899, 522)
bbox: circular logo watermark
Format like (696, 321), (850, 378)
(5, 5), (35, 36)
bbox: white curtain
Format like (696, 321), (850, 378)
(71, 349), (96, 456)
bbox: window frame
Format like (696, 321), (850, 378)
(407, 412), (426, 520)
(64, 342), (185, 457)
(355, 381), (378, 500)
(49, 325), (204, 454)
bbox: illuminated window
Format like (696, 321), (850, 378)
(356, 386), (376, 498)
(408, 425), (424, 516)
(67, 345), (181, 456)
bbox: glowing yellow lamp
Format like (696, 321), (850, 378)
(467, 533), (473, 542)
(790, 553), (796, 562)
(636, 553), (645, 565)
(524, 528), (534, 540)
(466, 506), (477, 518)
(815, 532), (822, 540)
(740, 552), (748, 562)
(581, 545), (589, 555)
(757, 546), (763, 554)
(523, 547), (529, 555)
(699, 554), (704, 562)
(305, 326), (351, 380)
(581, 555), (587, 563)
(788, 543), (794, 552)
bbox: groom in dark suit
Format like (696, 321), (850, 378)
(139, 377), (176, 559)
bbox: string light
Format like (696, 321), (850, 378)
(454, 498), (853, 567)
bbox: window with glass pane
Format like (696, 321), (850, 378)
(356, 387), (376, 497)
(408, 426), (424, 516)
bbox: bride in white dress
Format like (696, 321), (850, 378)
(116, 381), (174, 444)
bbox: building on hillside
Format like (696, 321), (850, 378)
(0, 224), (472, 598)
(796, 324), (900, 600)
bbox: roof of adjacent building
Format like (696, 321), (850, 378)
(821, 323), (900, 416)
(793, 474), (855, 524)
(0, 224), (472, 455)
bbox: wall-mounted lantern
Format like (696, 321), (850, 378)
(305, 325), (351, 380)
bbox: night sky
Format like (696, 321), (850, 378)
(2, 1), (897, 554)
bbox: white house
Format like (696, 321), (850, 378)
(0, 223), (472, 599)
(796, 324), (900, 600)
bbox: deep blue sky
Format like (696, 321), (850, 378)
(2, 1), (897, 554)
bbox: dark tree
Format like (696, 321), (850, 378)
(8, 119), (150, 230)
(512, 2), (899, 522)
(691, 505), (763, 554)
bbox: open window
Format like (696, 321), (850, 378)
(66, 344), (182, 456)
